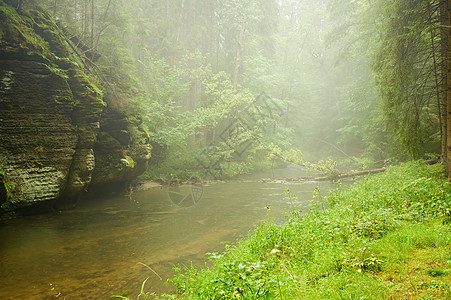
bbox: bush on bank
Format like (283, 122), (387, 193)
(169, 161), (451, 299)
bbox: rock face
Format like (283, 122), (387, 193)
(0, 2), (151, 215)
(91, 107), (151, 186)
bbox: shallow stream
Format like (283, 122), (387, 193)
(0, 166), (346, 299)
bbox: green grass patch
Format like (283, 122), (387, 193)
(157, 161), (451, 299)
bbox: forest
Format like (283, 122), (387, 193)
(1, 0), (451, 299)
(35, 0), (447, 179)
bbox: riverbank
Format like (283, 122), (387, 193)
(165, 161), (451, 299)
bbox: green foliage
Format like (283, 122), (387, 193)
(265, 145), (343, 180)
(135, 52), (254, 147)
(371, 0), (441, 159)
(169, 162), (451, 299)
(0, 2), (51, 57)
(125, 156), (135, 169)
(326, 161), (451, 221)
(427, 269), (448, 277)
(306, 158), (341, 180)
(327, 0), (442, 161)
(0, 70), (14, 96)
(0, 168), (14, 202)
(140, 148), (202, 183)
(133, 50), (292, 180)
(0, 167), (27, 214)
(36, 0), (442, 175)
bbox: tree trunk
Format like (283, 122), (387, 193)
(233, 11), (248, 93)
(429, 2), (442, 159)
(176, 0), (185, 44)
(441, 0), (451, 177)
(82, 2), (87, 41)
(91, 0), (95, 49)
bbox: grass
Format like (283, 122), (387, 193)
(132, 161), (451, 299)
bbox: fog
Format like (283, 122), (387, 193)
(0, 0), (446, 298)
(38, 0), (399, 178)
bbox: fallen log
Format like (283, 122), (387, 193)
(336, 168), (386, 179)
(262, 158), (440, 183)
(262, 168), (386, 183)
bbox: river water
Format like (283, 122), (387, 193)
(0, 166), (344, 299)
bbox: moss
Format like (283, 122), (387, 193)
(0, 3), (52, 60)
(0, 1), (151, 210)
(125, 155), (135, 168)
(1, 0), (105, 115)
(1, 198), (29, 213)
(70, 82), (105, 123)
(0, 170), (6, 207)
(1, 1), (89, 75)
(27, 10), (70, 58)
(0, 168), (13, 201)
(53, 92), (73, 106)
(54, 56), (75, 69)
(72, 70), (103, 96)
(0, 167), (27, 212)
(0, 70), (14, 96)
(44, 63), (68, 78)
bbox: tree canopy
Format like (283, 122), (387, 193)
(37, 0), (446, 179)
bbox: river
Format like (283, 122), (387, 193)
(0, 166), (345, 299)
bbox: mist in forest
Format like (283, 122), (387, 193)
(42, 0), (442, 178)
(0, 0), (448, 299)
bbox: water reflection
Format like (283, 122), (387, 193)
(0, 166), (343, 299)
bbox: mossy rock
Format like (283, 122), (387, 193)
(0, 1), (151, 216)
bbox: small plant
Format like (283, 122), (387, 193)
(265, 204), (272, 221)
(111, 278), (154, 300)
(125, 155), (135, 168)
(426, 269), (447, 277)
(342, 256), (384, 273)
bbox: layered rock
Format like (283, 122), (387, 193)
(91, 107), (151, 186)
(0, 2), (151, 215)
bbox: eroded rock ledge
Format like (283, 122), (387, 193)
(0, 1), (151, 216)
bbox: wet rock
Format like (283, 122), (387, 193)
(0, 2), (151, 215)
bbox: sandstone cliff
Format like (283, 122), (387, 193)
(0, 1), (151, 216)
